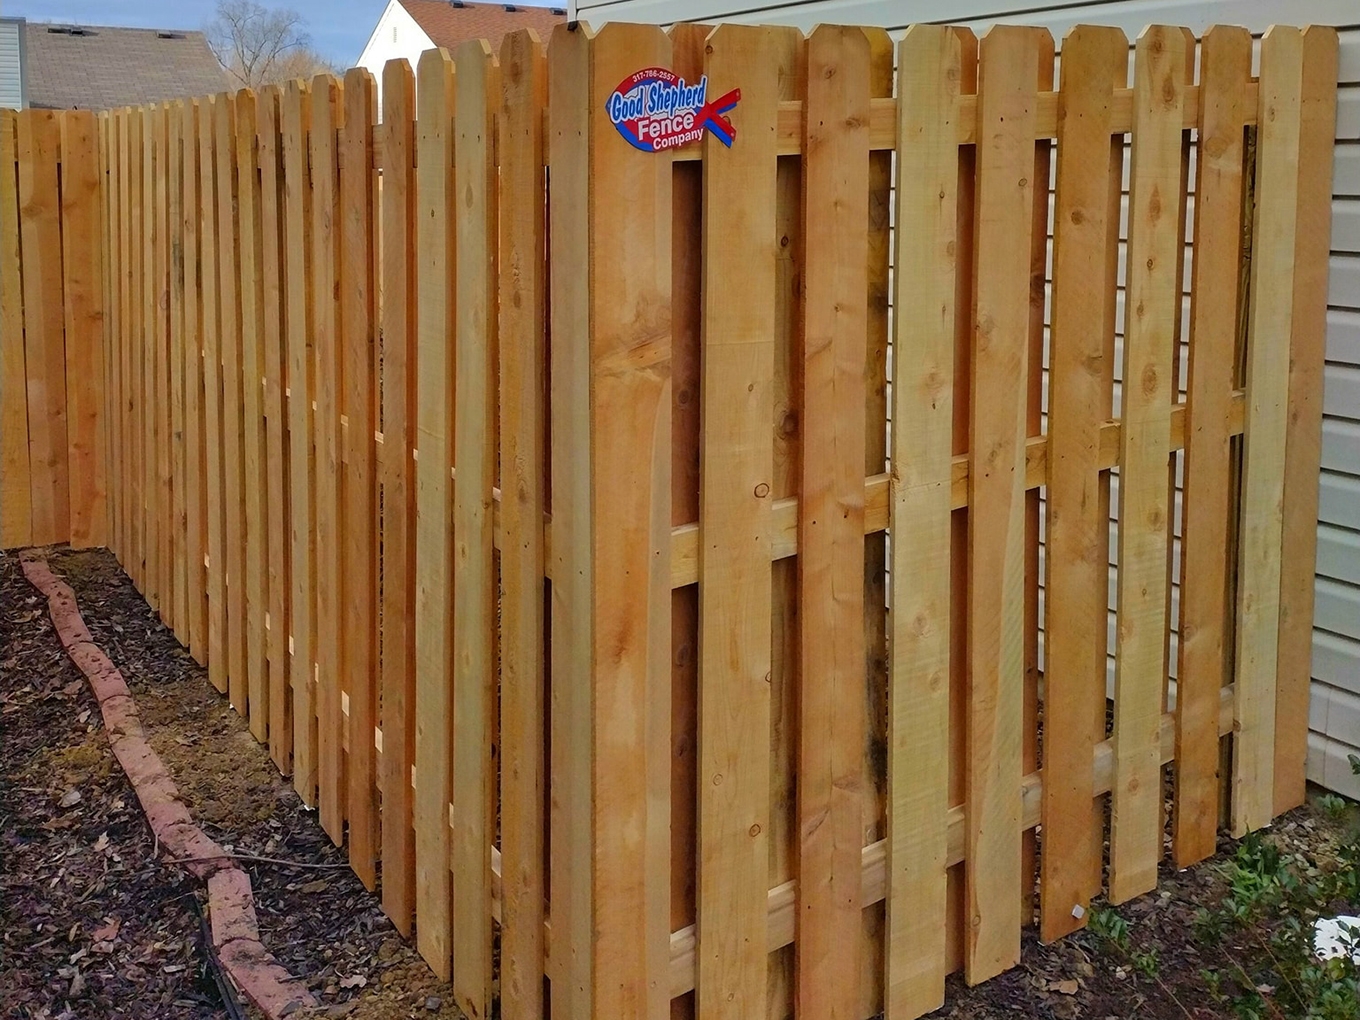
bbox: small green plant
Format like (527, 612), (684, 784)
(1088, 904), (1130, 949)
(1318, 793), (1348, 820)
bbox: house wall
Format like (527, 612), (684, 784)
(571, 0), (1360, 797)
(0, 18), (26, 110)
(355, 0), (436, 114)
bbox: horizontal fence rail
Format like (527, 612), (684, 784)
(0, 19), (1340, 1020)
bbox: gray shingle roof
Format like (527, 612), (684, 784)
(24, 23), (229, 111)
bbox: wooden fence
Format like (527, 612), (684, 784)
(1, 109), (107, 550)
(0, 19), (1340, 1020)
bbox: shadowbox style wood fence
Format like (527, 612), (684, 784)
(0, 19), (1340, 1020)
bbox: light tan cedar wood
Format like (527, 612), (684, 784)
(497, 29), (546, 1020)
(96, 113), (111, 555)
(58, 112), (107, 551)
(697, 21), (777, 1020)
(797, 23), (868, 1020)
(379, 56), (417, 935)
(167, 104), (186, 641)
(98, 112), (116, 559)
(215, 92), (248, 715)
(282, 80), (318, 802)
(1174, 26), (1250, 869)
(769, 29), (805, 1016)
(587, 23), (673, 1020)
(129, 109), (145, 585)
(1, 111), (32, 548)
(182, 99), (208, 665)
(199, 96), (228, 695)
(1021, 33), (1054, 936)
(861, 31), (893, 1017)
(258, 85), (291, 770)
(413, 47), (455, 980)
(1273, 26), (1339, 816)
(945, 26), (978, 981)
(167, 104), (187, 635)
(1233, 27), (1307, 836)
(17, 110), (70, 546)
(1040, 24), (1126, 941)
(546, 24), (592, 1018)
(665, 26), (706, 1020)
(885, 24), (961, 1018)
(965, 26), (1041, 983)
(235, 90), (270, 741)
(153, 104), (169, 614)
(310, 74), (345, 842)
(340, 67), (378, 888)
(450, 42), (497, 1017)
(1110, 26), (1189, 900)
(143, 105), (158, 603)
(110, 111), (127, 563)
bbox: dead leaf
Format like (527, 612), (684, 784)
(62, 680), (84, 697)
(300, 880), (329, 895)
(58, 789), (82, 808)
(92, 832), (110, 853)
(77, 709), (90, 724)
(339, 974), (367, 990)
(69, 970), (86, 996)
(163, 963), (186, 974)
(1053, 979), (1079, 995)
(92, 918), (120, 942)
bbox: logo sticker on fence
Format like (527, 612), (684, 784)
(605, 68), (740, 152)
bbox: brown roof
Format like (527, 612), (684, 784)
(401, 0), (566, 54)
(24, 23), (228, 111)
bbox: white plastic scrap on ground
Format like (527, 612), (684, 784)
(1313, 916), (1360, 964)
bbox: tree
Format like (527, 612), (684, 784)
(205, 0), (340, 89)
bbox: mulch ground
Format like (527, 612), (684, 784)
(3, 545), (1354, 1019)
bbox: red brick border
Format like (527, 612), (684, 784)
(20, 552), (316, 1019)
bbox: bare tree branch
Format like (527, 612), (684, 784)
(205, 0), (336, 89)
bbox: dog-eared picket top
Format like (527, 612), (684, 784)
(0, 18), (1338, 1020)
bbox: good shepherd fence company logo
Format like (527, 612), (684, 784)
(606, 68), (741, 152)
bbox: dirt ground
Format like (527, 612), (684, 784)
(3, 545), (1356, 1019)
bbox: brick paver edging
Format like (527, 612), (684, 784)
(19, 552), (317, 1019)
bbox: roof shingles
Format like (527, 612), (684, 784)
(400, 0), (566, 54)
(24, 24), (228, 111)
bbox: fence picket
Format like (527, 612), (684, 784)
(497, 29), (547, 1020)
(797, 24), (869, 1020)
(1174, 26), (1250, 869)
(1, 111), (31, 548)
(199, 96), (228, 695)
(965, 25), (1043, 983)
(214, 93), (248, 717)
(258, 85), (291, 772)
(236, 90), (270, 741)
(885, 25), (962, 1018)
(341, 67), (379, 886)
(1041, 24), (1126, 940)
(696, 20), (787, 1019)
(182, 100), (207, 666)
(379, 56), (417, 935)
(546, 24), (593, 1018)
(1233, 27), (1306, 836)
(168, 103), (187, 634)
(413, 47), (455, 981)
(589, 22), (674, 1020)
(17, 110), (70, 546)
(281, 80), (317, 802)
(1110, 26), (1190, 900)
(153, 103), (170, 615)
(1273, 26), (1340, 817)
(59, 112), (107, 552)
(310, 74), (345, 842)
(451, 42), (497, 1017)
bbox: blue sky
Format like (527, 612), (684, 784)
(7, 0), (555, 68)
